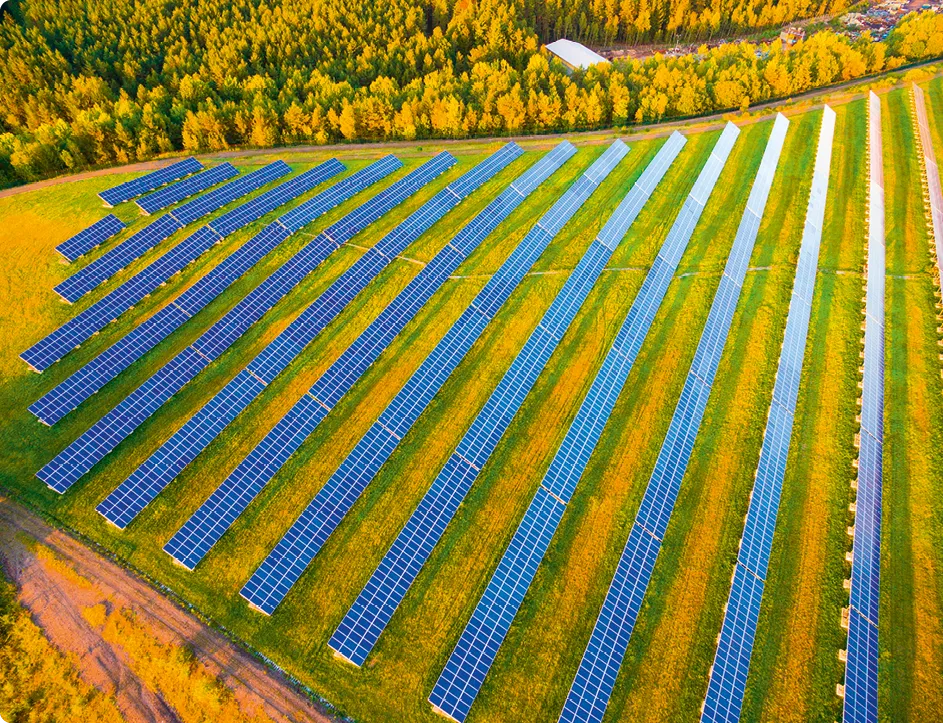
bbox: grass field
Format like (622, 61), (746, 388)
(0, 85), (941, 722)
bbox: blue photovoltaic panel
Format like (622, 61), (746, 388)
(52, 213), (183, 303)
(98, 152), (461, 531)
(95, 148), (522, 529)
(28, 161), (344, 423)
(240, 141), (628, 615)
(431, 120), (759, 723)
(56, 215), (126, 262)
(913, 84), (943, 280)
(842, 92), (885, 723)
(556, 122), (755, 723)
(36, 157), (402, 493)
(54, 162), (291, 303)
(21, 161), (325, 375)
(160, 143), (572, 570)
(329, 133), (686, 670)
(703, 108), (834, 723)
(136, 163), (239, 215)
(99, 157), (203, 206)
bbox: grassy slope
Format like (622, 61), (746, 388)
(741, 100), (866, 723)
(0, 98), (933, 722)
(879, 83), (943, 722)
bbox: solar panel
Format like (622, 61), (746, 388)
(136, 163), (239, 215)
(552, 121), (760, 723)
(95, 149), (521, 528)
(54, 162), (291, 303)
(21, 162), (320, 375)
(239, 140), (628, 616)
(842, 92), (885, 723)
(912, 84), (943, 302)
(702, 107), (834, 723)
(56, 215), (127, 262)
(28, 162), (345, 423)
(328, 132), (687, 671)
(99, 157), (204, 206)
(158, 143), (572, 570)
(35, 156), (403, 492)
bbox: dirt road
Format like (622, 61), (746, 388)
(0, 496), (337, 723)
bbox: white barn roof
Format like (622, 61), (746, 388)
(545, 39), (609, 70)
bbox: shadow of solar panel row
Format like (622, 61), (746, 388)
(558, 122), (751, 723)
(913, 84), (943, 268)
(99, 157), (203, 206)
(36, 157), (403, 493)
(56, 214), (127, 262)
(28, 161), (346, 424)
(239, 140), (627, 615)
(54, 162), (291, 303)
(161, 143), (571, 570)
(330, 135), (685, 672)
(96, 149), (519, 530)
(843, 93), (884, 723)
(136, 163), (239, 215)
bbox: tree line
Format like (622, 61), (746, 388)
(0, 0), (941, 188)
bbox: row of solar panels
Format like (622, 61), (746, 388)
(702, 107), (836, 723)
(841, 92), (886, 723)
(98, 147), (518, 535)
(30, 109), (895, 722)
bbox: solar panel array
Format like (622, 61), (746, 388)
(99, 157), (204, 206)
(136, 163), (239, 215)
(96, 147), (519, 531)
(56, 162), (291, 303)
(56, 215), (127, 262)
(329, 132), (687, 670)
(160, 143), (571, 570)
(36, 155), (403, 492)
(22, 161), (313, 374)
(28, 160), (346, 424)
(842, 91), (885, 723)
(239, 140), (628, 616)
(702, 108), (835, 723)
(551, 121), (748, 723)
(428, 121), (751, 723)
(913, 84), (943, 285)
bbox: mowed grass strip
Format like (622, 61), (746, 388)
(880, 85), (943, 722)
(742, 100), (865, 723)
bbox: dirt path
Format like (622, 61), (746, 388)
(0, 59), (939, 203)
(0, 496), (337, 723)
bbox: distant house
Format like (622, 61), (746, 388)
(545, 39), (610, 71)
(779, 27), (806, 46)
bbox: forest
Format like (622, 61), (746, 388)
(0, 0), (941, 187)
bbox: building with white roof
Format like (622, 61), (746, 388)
(545, 39), (610, 71)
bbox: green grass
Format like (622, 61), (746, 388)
(0, 97), (939, 722)
(879, 85), (943, 723)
